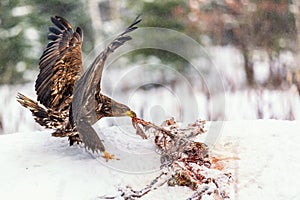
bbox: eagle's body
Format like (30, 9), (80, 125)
(17, 16), (140, 153)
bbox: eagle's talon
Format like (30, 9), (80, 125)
(101, 151), (119, 162)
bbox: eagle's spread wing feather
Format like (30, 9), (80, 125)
(77, 118), (105, 153)
(35, 16), (83, 110)
(72, 16), (141, 152)
(95, 16), (141, 97)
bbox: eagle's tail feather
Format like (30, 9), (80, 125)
(16, 92), (64, 129)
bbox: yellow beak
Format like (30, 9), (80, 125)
(125, 110), (136, 118)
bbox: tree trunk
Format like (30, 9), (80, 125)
(241, 45), (254, 87)
(291, 0), (300, 94)
(292, 1), (300, 61)
(88, 0), (103, 46)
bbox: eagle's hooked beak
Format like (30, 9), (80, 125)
(125, 110), (136, 118)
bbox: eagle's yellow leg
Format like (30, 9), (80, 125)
(101, 151), (119, 162)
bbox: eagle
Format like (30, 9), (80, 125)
(17, 16), (140, 155)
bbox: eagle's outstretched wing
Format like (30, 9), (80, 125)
(71, 16), (141, 153)
(35, 16), (83, 111)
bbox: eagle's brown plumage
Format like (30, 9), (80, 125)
(17, 16), (140, 153)
(36, 16), (83, 116)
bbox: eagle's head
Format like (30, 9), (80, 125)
(100, 95), (136, 118)
(112, 102), (136, 118)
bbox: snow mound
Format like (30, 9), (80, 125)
(0, 120), (299, 199)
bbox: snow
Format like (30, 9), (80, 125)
(1, 44), (299, 199)
(219, 120), (300, 200)
(0, 120), (299, 200)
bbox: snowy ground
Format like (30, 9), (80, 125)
(0, 120), (299, 200)
(1, 45), (299, 199)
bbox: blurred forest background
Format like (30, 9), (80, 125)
(1, 0), (300, 134)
